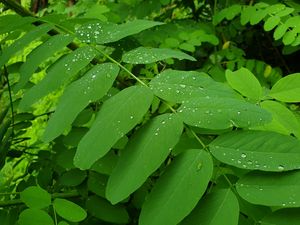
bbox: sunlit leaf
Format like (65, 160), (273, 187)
(18, 209), (54, 225)
(20, 186), (51, 209)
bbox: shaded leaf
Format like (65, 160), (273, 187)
(43, 63), (119, 142)
(74, 86), (153, 170)
(106, 113), (183, 204)
(261, 208), (300, 225)
(139, 149), (213, 225)
(20, 186), (51, 209)
(86, 195), (129, 224)
(19, 46), (97, 111)
(18, 209), (54, 225)
(53, 198), (87, 222)
(59, 169), (87, 186)
(122, 47), (195, 64)
(177, 97), (271, 129)
(236, 171), (300, 207)
(210, 130), (300, 171)
(181, 189), (239, 225)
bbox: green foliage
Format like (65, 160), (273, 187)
(1, 0), (300, 225)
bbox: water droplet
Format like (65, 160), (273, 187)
(155, 132), (158, 136)
(180, 84), (186, 88)
(130, 115), (134, 119)
(278, 165), (284, 171)
(247, 160), (253, 165)
(237, 160), (242, 164)
(241, 153), (247, 158)
(161, 120), (166, 124)
(237, 111), (241, 115)
(282, 203), (286, 206)
(259, 187), (263, 191)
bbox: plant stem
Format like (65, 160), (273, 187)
(0, 0), (34, 16)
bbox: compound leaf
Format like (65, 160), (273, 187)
(106, 113), (183, 204)
(74, 85), (153, 170)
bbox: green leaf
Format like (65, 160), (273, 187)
(236, 171), (300, 207)
(59, 169), (87, 186)
(0, 24), (53, 69)
(87, 171), (107, 198)
(282, 30), (297, 45)
(264, 16), (281, 31)
(269, 73), (300, 102)
(20, 186), (51, 209)
(19, 46), (97, 111)
(86, 195), (129, 224)
(210, 130), (300, 171)
(260, 100), (300, 138)
(106, 113), (183, 204)
(273, 23), (288, 40)
(18, 209), (54, 225)
(42, 63), (119, 142)
(15, 34), (74, 91)
(261, 209), (300, 225)
(122, 47), (196, 64)
(177, 97), (271, 130)
(139, 149), (213, 225)
(181, 189), (239, 225)
(74, 85), (153, 170)
(76, 20), (163, 44)
(149, 70), (238, 103)
(58, 221), (69, 225)
(225, 67), (262, 101)
(0, 15), (36, 35)
(90, 151), (118, 175)
(53, 198), (87, 222)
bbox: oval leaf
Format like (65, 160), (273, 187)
(264, 16), (281, 31)
(43, 63), (119, 142)
(139, 149), (213, 225)
(76, 20), (163, 44)
(225, 67), (262, 101)
(269, 73), (300, 102)
(122, 47), (195, 64)
(177, 97), (271, 129)
(20, 186), (51, 209)
(19, 46), (97, 111)
(150, 69), (238, 103)
(86, 195), (129, 224)
(18, 209), (54, 225)
(74, 85), (153, 170)
(53, 198), (87, 222)
(181, 189), (239, 225)
(236, 171), (300, 207)
(210, 130), (300, 171)
(106, 113), (183, 204)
